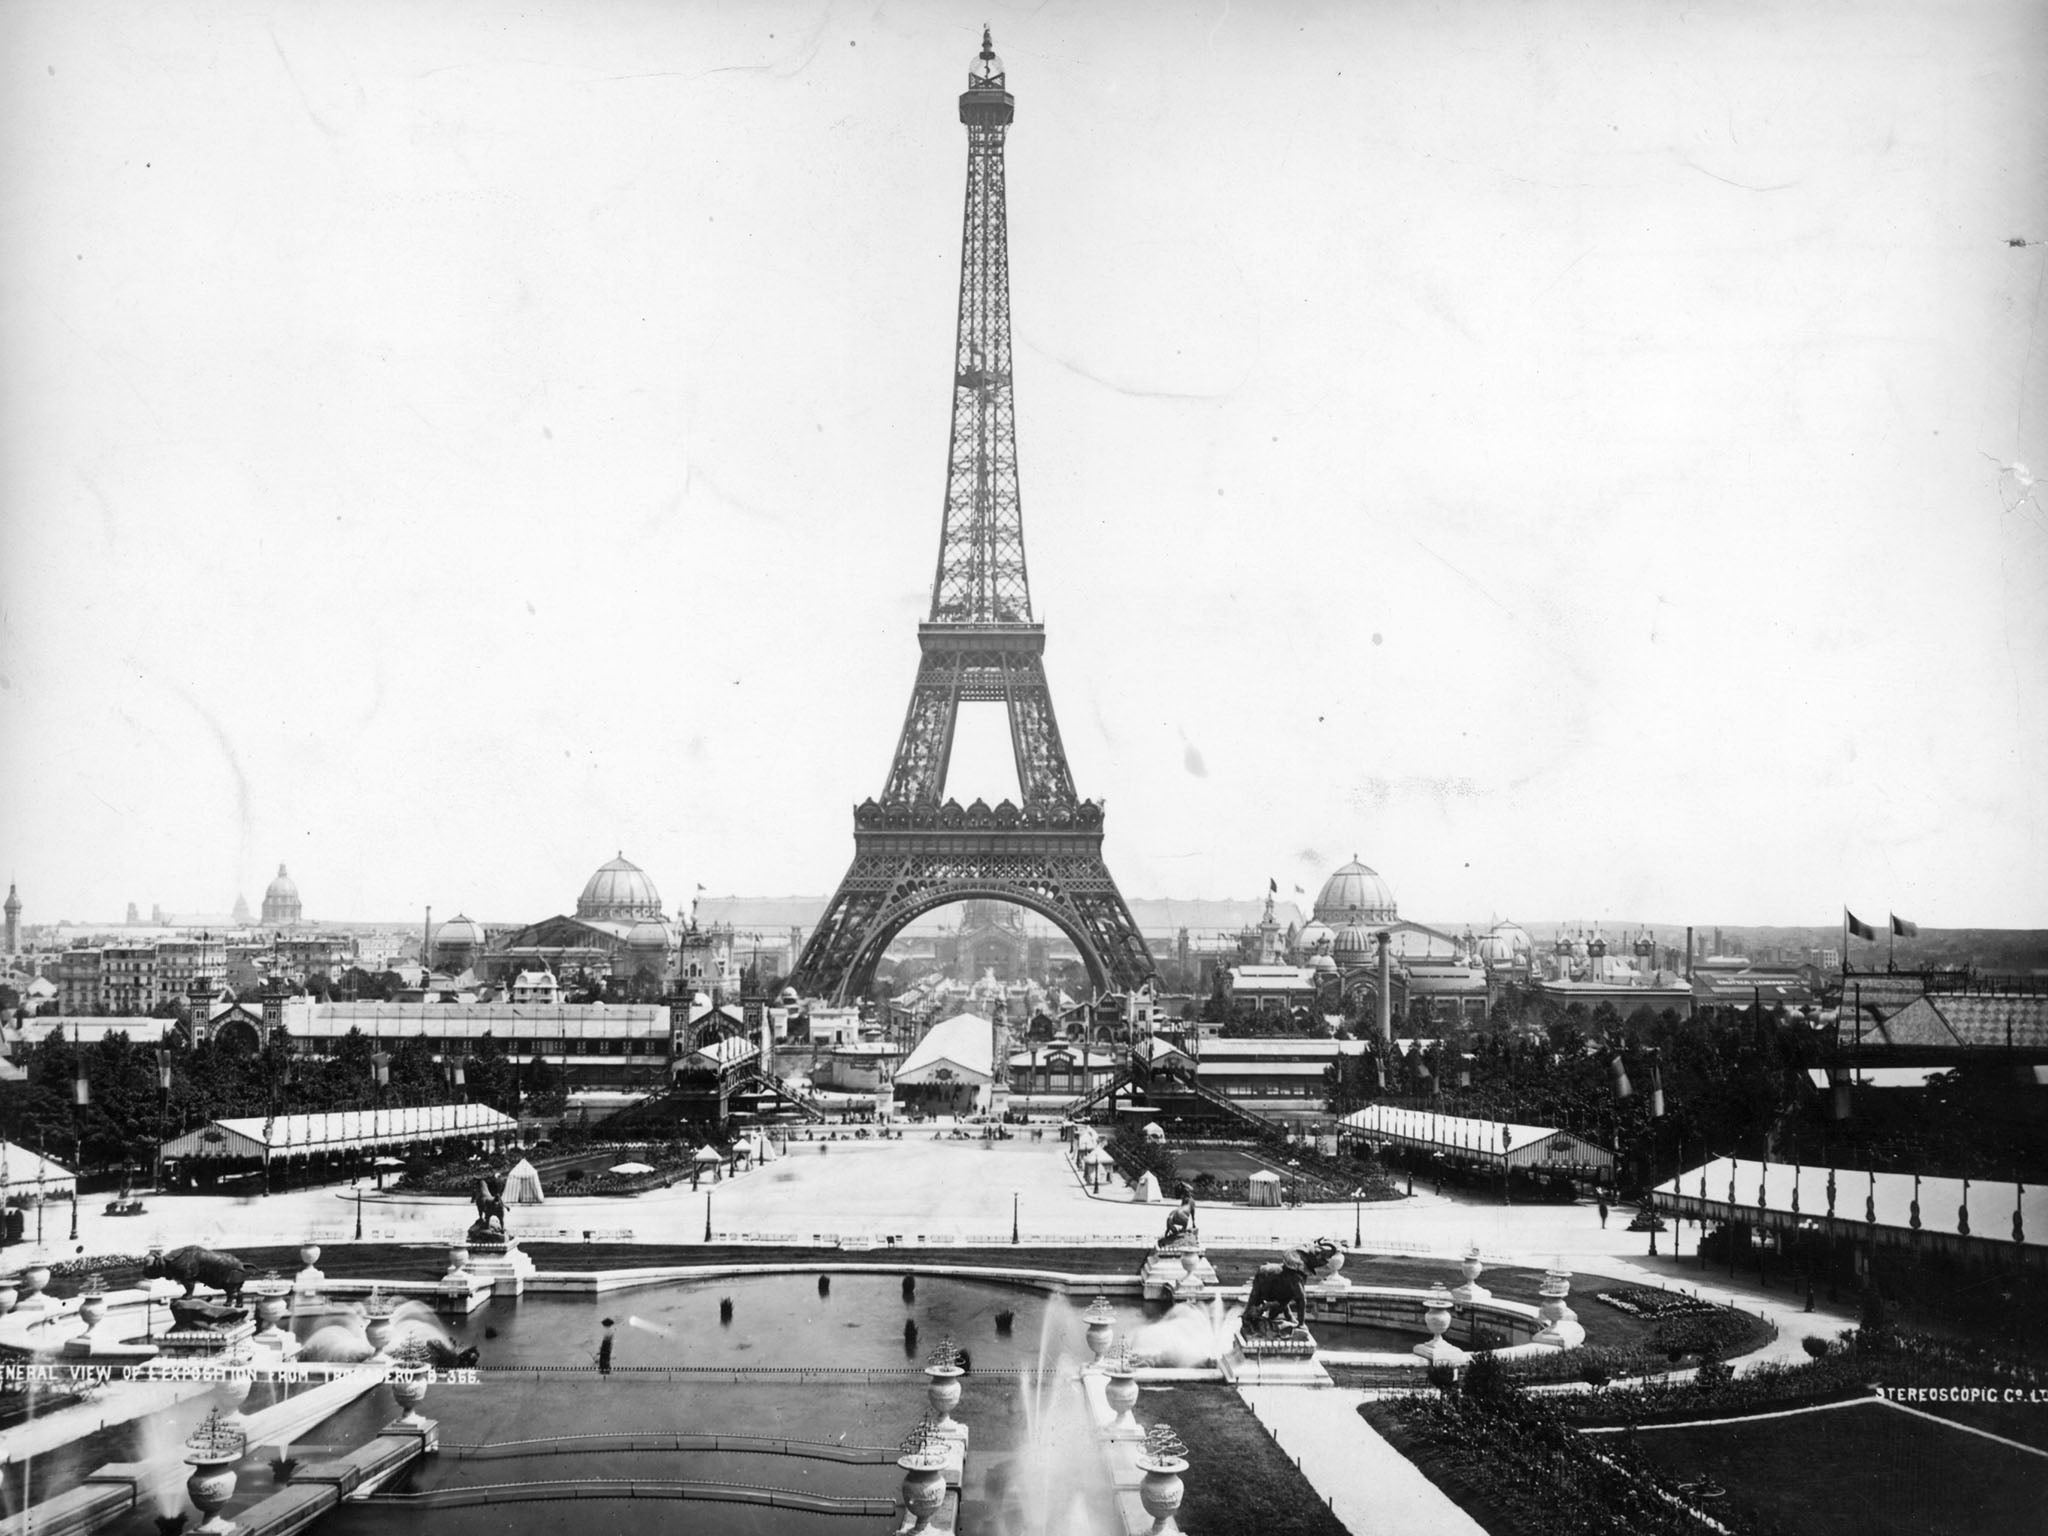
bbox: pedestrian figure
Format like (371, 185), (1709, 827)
(1597, 1198), (1610, 1229)
(597, 1318), (615, 1376)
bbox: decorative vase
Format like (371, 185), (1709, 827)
(0, 1280), (17, 1316)
(298, 1244), (320, 1270)
(1422, 1285), (1453, 1343)
(21, 1262), (49, 1299)
(388, 1367), (430, 1426)
(1136, 1454), (1189, 1535)
(1103, 1368), (1142, 1439)
(184, 1410), (245, 1536)
(78, 1291), (108, 1330)
(900, 1463), (946, 1530)
(1084, 1318), (1115, 1369)
(186, 1460), (238, 1534)
(448, 1245), (470, 1272)
(924, 1366), (964, 1433)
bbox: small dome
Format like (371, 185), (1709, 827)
(626, 917), (673, 951)
(1298, 921), (1335, 954)
(1333, 924), (1377, 962)
(265, 864), (299, 902)
(577, 853), (664, 923)
(1311, 953), (1338, 973)
(1313, 858), (1397, 926)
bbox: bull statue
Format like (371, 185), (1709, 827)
(143, 1244), (248, 1304)
(1242, 1238), (1342, 1338)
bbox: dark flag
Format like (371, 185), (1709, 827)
(1845, 910), (1878, 942)
(1890, 914), (1919, 938)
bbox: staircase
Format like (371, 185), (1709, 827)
(733, 1069), (828, 1123)
(1061, 1067), (1135, 1118)
(1062, 1064), (1288, 1139)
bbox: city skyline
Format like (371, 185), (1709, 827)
(2, 1), (2044, 928)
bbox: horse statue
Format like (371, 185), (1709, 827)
(469, 1174), (507, 1242)
(1153, 1181), (1199, 1251)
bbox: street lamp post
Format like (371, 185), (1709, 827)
(704, 1192), (713, 1243)
(1352, 1188), (1362, 1249)
(1012, 1191), (1019, 1246)
(354, 1181), (363, 1242)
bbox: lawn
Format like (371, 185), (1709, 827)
(1171, 1145), (1291, 1182)
(1133, 1383), (1350, 1536)
(1621, 1399), (2048, 1536)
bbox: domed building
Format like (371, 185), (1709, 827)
(1312, 858), (1399, 927)
(431, 914), (489, 975)
(576, 855), (665, 924)
(261, 864), (303, 927)
(483, 853), (734, 1000)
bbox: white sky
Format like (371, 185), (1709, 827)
(1, 0), (2044, 930)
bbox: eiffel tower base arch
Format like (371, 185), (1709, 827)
(787, 798), (1153, 1005)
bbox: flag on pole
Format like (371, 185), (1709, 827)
(1845, 910), (1878, 942)
(1890, 914), (1918, 938)
(1268, 877), (1277, 894)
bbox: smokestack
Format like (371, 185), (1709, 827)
(1685, 925), (1694, 980)
(1376, 931), (1393, 1046)
(424, 905), (432, 970)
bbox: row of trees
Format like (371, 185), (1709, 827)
(0, 1024), (570, 1182)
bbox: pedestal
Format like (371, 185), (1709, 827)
(1140, 1247), (1218, 1303)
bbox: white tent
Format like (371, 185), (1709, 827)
(1, 1142), (76, 1201)
(1134, 1170), (1163, 1203)
(1248, 1169), (1283, 1207)
(504, 1158), (545, 1205)
(1141, 1121), (1167, 1142)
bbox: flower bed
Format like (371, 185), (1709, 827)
(1595, 1287), (1723, 1320)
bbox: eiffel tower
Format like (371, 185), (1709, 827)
(788, 31), (1155, 1006)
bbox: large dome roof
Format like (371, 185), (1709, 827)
(1313, 858), (1397, 926)
(577, 854), (664, 923)
(434, 914), (487, 950)
(261, 863), (303, 925)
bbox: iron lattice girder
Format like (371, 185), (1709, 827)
(789, 46), (1155, 1004)
(930, 117), (1030, 626)
(790, 800), (1154, 1005)
(880, 624), (1079, 808)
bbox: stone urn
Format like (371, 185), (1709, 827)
(1423, 1283), (1453, 1341)
(1102, 1348), (1142, 1440)
(1178, 1246), (1205, 1290)
(184, 1409), (246, 1535)
(1412, 1283), (1468, 1367)
(896, 1424), (951, 1534)
(386, 1342), (433, 1426)
(1452, 1243), (1491, 1304)
(1082, 1296), (1116, 1372)
(298, 1243), (321, 1270)
(1537, 1268), (1576, 1326)
(77, 1276), (109, 1331)
(1135, 1424), (1191, 1536)
(0, 1275), (17, 1316)
(20, 1260), (50, 1306)
(362, 1289), (397, 1356)
(248, 1277), (292, 1335)
(448, 1244), (470, 1272)
(1315, 1248), (1348, 1288)
(923, 1365), (964, 1435)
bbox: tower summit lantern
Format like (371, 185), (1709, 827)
(788, 33), (1154, 1004)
